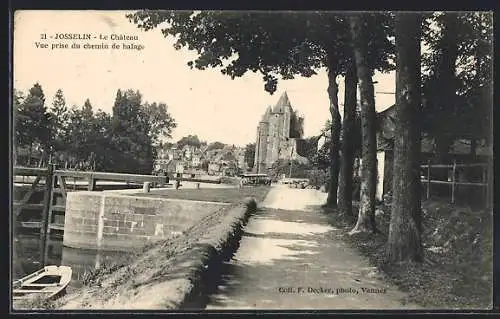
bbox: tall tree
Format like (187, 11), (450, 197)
(66, 99), (96, 168)
(13, 89), (26, 165)
(91, 109), (113, 171)
(111, 89), (156, 174)
(424, 13), (459, 165)
(49, 89), (70, 161)
(324, 51), (342, 207)
(337, 59), (358, 217)
(15, 83), (52, 165)
(386, 12), (424, 263)
(348, 14), (379, 234)
(422, 12), (492, 152)
(141, 102), (177, 145)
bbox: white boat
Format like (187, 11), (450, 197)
(13, 265), (72, 301)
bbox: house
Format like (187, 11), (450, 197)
(191, 149), (204, 168)
(176, 161), (187, 174)
(221, 162), (239, 176)
(182, 145), (196, 161)
(153, 158), (170, 173)
(208, 162), (221, 175)
(375, 104), (492, 201)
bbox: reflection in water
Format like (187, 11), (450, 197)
(13, 235), (132, 293)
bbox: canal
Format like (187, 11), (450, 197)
(13, 231), (132, 293)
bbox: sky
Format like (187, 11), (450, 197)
(13, 10), (395, 147)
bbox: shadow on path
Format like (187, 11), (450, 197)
(205, 187), (421, 310)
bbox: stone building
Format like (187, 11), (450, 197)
(253, 92), (307, 173)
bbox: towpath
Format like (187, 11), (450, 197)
(205, 184), (420, 310)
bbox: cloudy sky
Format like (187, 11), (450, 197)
(14, 10), (395, 147)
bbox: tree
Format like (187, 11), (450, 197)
(110, 89), (155, 174)
(244, 143), (256, 169)
(91, 109), (113, 171)
(141, 102), (177, 145)
(176, 135), (201, 149)
(201, 159), (209, 172)
(422, 12), (492, 155)
(13, 89), (26, 165)
(207, 141), (226, 151)
(423, 13), (459, 165)
(348, 14), (379, 234)
(66, 99), (96, 168)
(337, 60), (358, 218)
(386, 12), (424, 263)
(49, 89), (70, 161)
(15, 83), (52, 165)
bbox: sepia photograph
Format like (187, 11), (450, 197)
(11, 10), (493, 312)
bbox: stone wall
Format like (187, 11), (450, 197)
(63, 192), (230, 251)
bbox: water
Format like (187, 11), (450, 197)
(13, 233), (132, 293)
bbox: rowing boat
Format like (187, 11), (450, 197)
(13, 265), (72, 301)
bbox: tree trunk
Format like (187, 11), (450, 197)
(348, 15), (378, 234)
(432, 13), (459, 193)
(325, 55), (342, 208)
(386, 12), (424, 264)
(338, 59), (358, 218)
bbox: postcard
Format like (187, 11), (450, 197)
(11, 10), (494, 312)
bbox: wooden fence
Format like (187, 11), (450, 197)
(420, 159), (493, 207)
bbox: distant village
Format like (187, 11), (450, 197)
(153, 92), (312, 180)
(153, 143), (248, 178)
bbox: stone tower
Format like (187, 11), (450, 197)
(253, 92), (302, 173)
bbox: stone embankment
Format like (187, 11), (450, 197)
(51, 197), (258, 310)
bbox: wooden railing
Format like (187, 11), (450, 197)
(420, 160), (493, 206)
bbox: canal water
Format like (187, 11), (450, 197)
(12, 232), (132, 293)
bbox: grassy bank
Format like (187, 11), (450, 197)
(131, 186), (270, 204)
(323, 199), (492, 309)
(14, 188), (269, 310)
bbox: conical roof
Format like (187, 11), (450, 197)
(273, 91), (291, 113)
(261, 105), (272, 121)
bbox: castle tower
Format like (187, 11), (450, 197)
(253, 92), (299, 173)
(253, 107), (271, 173)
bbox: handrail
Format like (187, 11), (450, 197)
(13, 166), (221, 184)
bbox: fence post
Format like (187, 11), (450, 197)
(451, 160), (456, 204)
(40, 163), (55, 266)
(88, 174), (96, 191)
(426, 159), (431, 199)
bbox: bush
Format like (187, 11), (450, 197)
(243, 197), (257, 212)
(308, 169), (328, 189)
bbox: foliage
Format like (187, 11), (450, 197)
(308, 168), (328, 189)
(14, 83), (52, 160)
(14, 84), (177, 173)
(127, 11), (394, 93)
(49, 89), (70, 157)
(201, 159), (209, 171)
(206, 141), (226, 151)
(421, 12), (493, 146)
(267, 158), (312, 180)
(176, 134), (202, 148)
(142, 102), (177, 144)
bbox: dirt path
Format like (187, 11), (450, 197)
(205, 186), (420, 310)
